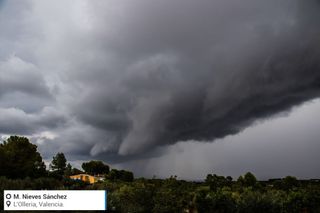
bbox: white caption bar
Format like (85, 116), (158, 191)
(4, 190), (107, 211)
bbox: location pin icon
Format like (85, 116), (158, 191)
(6, 201), (11, 207)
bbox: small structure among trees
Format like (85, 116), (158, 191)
(69, 174), (98, 184)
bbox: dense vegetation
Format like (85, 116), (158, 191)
(1, 136), (320, 212)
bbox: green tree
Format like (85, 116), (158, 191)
(0, 144), (7, 176)
(237, 175), (245, 186)
(82, 160), (109, 175)
(243, 172), (257, 187)
(63, 164), (84, 176)
(238, 189), (282, 213)
(282, 176), (299, 191)
(107, 169), (134, 182)
(205, 174), (228, 191)
(153, 177), (193, 213)
(0, 136), (46, 179)
(71, 167), (83, 175)
(226, 176), (233, 182)
(284, 190), (308, 213)
(64, 163), (73, 176)
(110, 183), (154, 213)
(50, 152), (67, 176)
(195, 188), (237, 213)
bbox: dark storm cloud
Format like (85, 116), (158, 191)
(0, 0), (59, 136)
(1, 0), (320, 163)
(0, 106), (66, 135)
(0, 56), (51, 99)
(0, 54), (58, 135)
(66, 0), (320, 156)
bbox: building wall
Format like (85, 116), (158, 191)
(70, 174), (97, 184)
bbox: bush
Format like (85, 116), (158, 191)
(238, 188), (282, 213)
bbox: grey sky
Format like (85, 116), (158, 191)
(0, 0), (319, 179)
